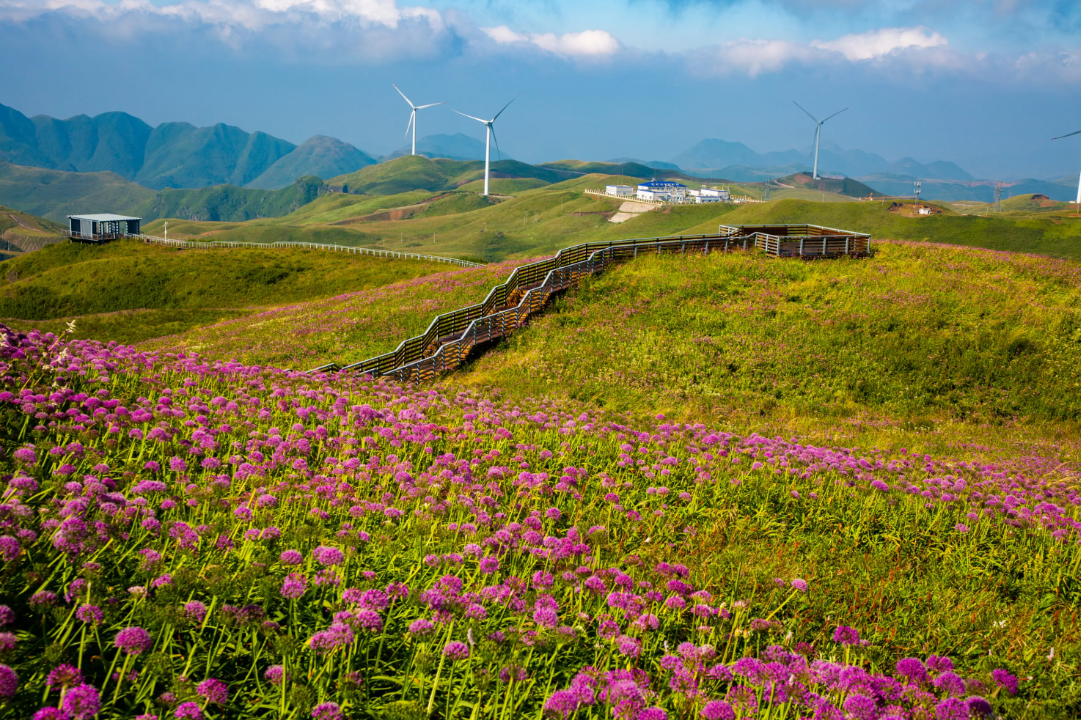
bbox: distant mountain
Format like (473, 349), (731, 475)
(0, 102), (381, 192)
(607, 157), (682, 172)
(857, 176), (1076, 203)
(0, 159), (329, 223)
(246, 136), (375, 190)
(885, 157), (972, 181)
(382, 133), (507, 163)
(667, 137), (975, 183)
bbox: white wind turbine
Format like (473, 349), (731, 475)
(453, 98), (515, 197)
(794, 102), (848, 180)
(1052, 129), (1081, 204)
(393, 84), (445, 157)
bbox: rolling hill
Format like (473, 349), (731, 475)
(0, 160), (334, 223)
(0, 102), (376, 191)
(0, 239), (452, 342)
(245, 135), (376, 190)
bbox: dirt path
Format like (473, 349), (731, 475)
(7, 213), (35, 231)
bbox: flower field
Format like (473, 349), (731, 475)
(0, 323), (1078, 719)
(141, 259), (536, 371)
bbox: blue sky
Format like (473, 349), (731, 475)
(1, 0), (1080, 179)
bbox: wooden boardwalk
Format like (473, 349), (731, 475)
(311, 224), (871, 383)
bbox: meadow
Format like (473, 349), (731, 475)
(0, 241), (451, 344)
(0, 325), (1076, 720)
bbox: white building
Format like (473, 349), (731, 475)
(636, 181), (687, 203)
(606, 185), (634, 198)
(688, 187), (730, 203)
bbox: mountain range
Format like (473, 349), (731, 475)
(0, 101), (1076, 208)
(641, 139), (974, 182)
(0, 102), (375, 191)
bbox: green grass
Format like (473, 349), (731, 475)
(0, 161), (156, 222)
(452, 241), (1081, 455)
(0, 240), (452, 343)
(141, 258), (534, 369)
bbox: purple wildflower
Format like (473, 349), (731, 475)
(0, 606), (12, 626)
(0, 664), (16, 698)
(843, 695), (878, 720)
(196, 678), (228, 705)
(895, 657), (929, 684)
(280, 574), (307, 599)
(991, 668), (1019, 695)
(75, 605), (103, 625)
(115, 626), (153, 655)
(443, 641), (470, 660)
(312, 546), (344, 566)
(265, 666), (290, 685)
(184, 601), (208, 624)
(174, 702), (203, 720)
(32, 709), (67, 720)
(61, 684), (101, 719)
(966, 697), (993, 717)
(832, 625), (861, 646)
(46, 664), (84, 691)
(790, 578), (808, 593)
(311, 702), (343, 720)
(409, 619), (435, 636)
(934, 698), (968, 720)
(280, 550), (303, 565)
(700, 701), (735, 720)
(0, 536), (21, 562)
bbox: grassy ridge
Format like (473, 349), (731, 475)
(0, 240), (451, 343)
(456, 241), (1081, 453)
(134, 181), (1081, 264)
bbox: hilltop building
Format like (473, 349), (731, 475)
(605, 184), (634, 198)
(689, 187), (730, 203)
(67, 214), (141, 242)
(637, 181), (687, 202)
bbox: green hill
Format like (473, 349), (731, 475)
(0, 160), (156, 221)
(245, 135), (376, 190)
(0, 239), (452, 343)
(0, 204), (64, 259)
(131, 181), (1081, 265)
(327, 155), (564, 195)
(135, 176), (328, 223)
(457, 241), (1081, 448)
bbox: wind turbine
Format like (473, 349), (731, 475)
(794, 102), (848, 180)
(453, 98), (515, 197)
(1052, 129), (1081, 204)
(393, 84), (445, 157)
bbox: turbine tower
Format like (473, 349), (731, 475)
(393, 84), (445, 157)
(1052, 129), (1081, 204)
(794, 102), (848, 180)
(453, 98), (515, 197)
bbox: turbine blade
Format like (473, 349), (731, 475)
(793, 101), (818, 123)
(492, 96), (517, 121)
(822, 107), (849, 123)
(452, 109), (488, 124)
(392, 83), (414, 108)
(491, 125), (502, 162)
(404, 111), (414, 140)
(415, 102), (446, 110)
(1052, 130), (1081, 140)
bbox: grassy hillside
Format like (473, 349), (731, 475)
(455, 241), (1081, 452)
(0, 205), (65, 259)
(0, 160), (156, 221)
(326, 155), (565, 196)
(134, 176), (328, 222)
(1, 325), (1078, 718)
(142, 258), (534, 368)
(0, 240), (451, 343)
(130, 181), (1081, 266)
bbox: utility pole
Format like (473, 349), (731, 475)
(913, 181), (921, 214)
(994, 184), (1003, 213)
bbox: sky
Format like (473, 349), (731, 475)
(1, 0), (1080, 180)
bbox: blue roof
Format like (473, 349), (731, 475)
(638, 181), (686, 189)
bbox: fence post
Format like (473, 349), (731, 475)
(799, 238), (804, 257)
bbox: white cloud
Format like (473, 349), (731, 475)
(0, 0), (442, 32)
(811, 26), (948, 61)
(482, 25), (620, 58)
(708, 38), (818, 77)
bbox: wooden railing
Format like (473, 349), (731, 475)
(311, 225), (871, 382)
